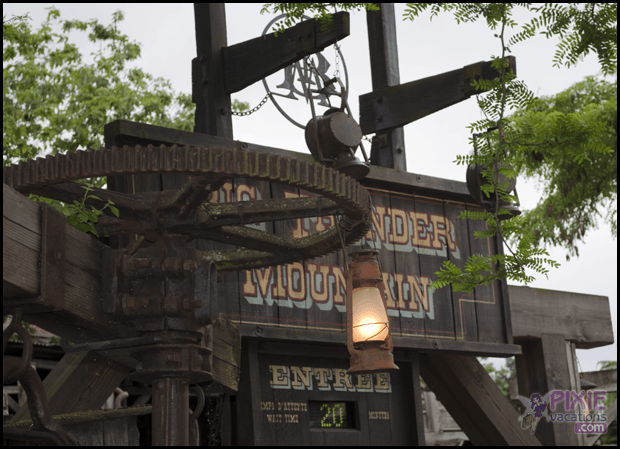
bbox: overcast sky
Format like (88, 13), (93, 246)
(4, 3), (617, 371)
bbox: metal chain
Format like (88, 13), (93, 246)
(231, 93), (271, 116)
(333, 43), (341, 80)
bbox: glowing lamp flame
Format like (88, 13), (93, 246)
(351, 287), (389, 342)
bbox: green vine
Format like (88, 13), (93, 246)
(30, 183), (118, 237)
(260, 3), (616, 293)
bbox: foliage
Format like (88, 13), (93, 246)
(478, 356), (515, 400)
(508, 76), (616, 260)
(32, 185), (119, 236)
(3, 8), (195, 166)
(259, 3), (616, 292)
(3, 8), (245, 238)
(403, 3), (616, 292)
(260, 3), (378, 34)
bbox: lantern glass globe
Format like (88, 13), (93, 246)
(351, 286), (389, 342)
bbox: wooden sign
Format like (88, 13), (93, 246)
(236, 342), (419, 445)
(104, 120), (514, 356)
(212, 179), (512, 352)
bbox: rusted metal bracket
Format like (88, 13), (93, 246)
(3, 204), (66, 314)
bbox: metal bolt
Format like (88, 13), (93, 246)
(220, 107), (227, 115)
(376, 97), (383, 104)
(377, 115), (383, 123)
(166, 353), (181, 363)
(126, 257), (150, 271)
(396, 146), (403, 154)
(183, 260), (197, 273)
(182, 298), (201, 310)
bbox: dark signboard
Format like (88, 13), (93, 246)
(215, 181), (511, 350)
(105, 120), (513, 355)
(235, 343), (418, 445)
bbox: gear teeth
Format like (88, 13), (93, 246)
(6, 143), (372, 269)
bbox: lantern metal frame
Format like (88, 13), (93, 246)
(345, 248), (399, 375)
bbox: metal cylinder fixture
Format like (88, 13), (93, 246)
(346, 249), (399, 375)
(304, 78), (370, 181)
(466, 163), (521, 220)
(152, 377), (190, 446)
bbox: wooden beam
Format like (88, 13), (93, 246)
(419, 352), (541, 446)
(580, 368), (617, 392)
(223, 11), (350, 94)
(103, 119), (479, 204)
(3, 183), (134, 343)
(236, 324), (521, 356)
(515, 334), (581, 445)
(193, 3), (232, 138)
(12, 350), (130, 422)
(359, 56), (517, 135)
(400, 353), (426, 445)
(508, 285), (614, 349)
(366, 3), (406, 170)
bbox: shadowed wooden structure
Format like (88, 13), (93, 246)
(3, 3), (614, 446)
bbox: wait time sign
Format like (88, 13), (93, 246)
(216, 181), (512, 349)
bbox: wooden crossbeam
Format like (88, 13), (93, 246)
(3, 182), (134, 343)
(359, 56), (517, 135)
(222, 11), (350, 94)
(12, 350), (131, 422)
(420, 352), (541, 446)
(508, 285), (614, 349)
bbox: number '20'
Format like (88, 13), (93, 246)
(320, 403), (344, 428)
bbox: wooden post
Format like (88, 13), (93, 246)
(365, 3), (406, 170)
(193, 3), (232, 139)
(401, 352), (426, 445)
(515, 334), (581, 446)
(420, 352), (541, 446)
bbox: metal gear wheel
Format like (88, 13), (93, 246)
(4, 144), (372, 271)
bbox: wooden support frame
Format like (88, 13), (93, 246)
(11, 351), (131, 422)
(516, 335), (583, 446)
(359, 56), (517, 135)
(509, 285), (614, 349)
(365, 3), (406, 171)
(223, 11), (350, 94)
(419, 352), (541, 445)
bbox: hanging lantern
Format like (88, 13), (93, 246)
(346, 249), (399, 375)
(305, 77), (370, 181)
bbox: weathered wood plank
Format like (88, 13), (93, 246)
(102, 119), (478, 204)
(12, 350), (131, 422)
(515, 333), (580, 446)
(420, 352), (541, 446)
(580, 368), (617, 392)
(359, 57), (517, 134)
(509, 285), (614, 348)
(444, 200), (478, 342)
(3, 184), (134, 342)
(3, 183), (41, 299)
(223, 11), (350, 94)
(468, 204), (507, 344)
(208, 314), (241, 392)
(365, 3), (406, 170)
